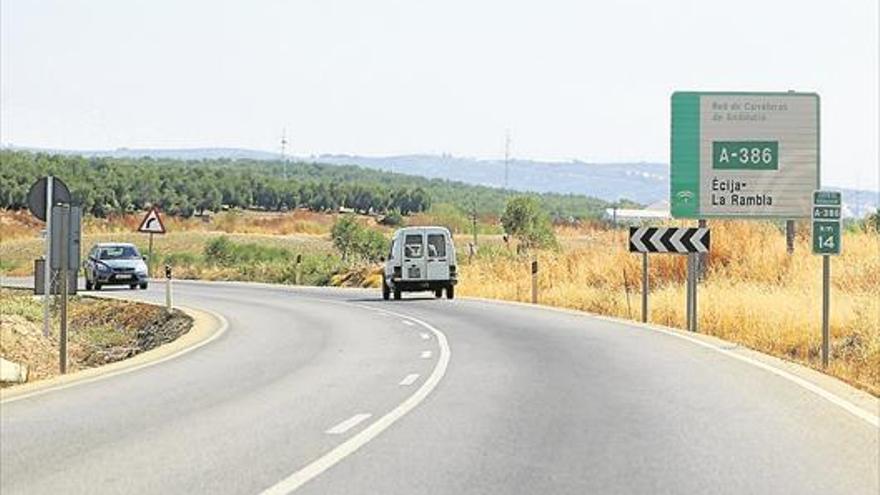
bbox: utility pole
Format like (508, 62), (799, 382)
(280, 128), (289, 180)
(471, 200), (478, 246)
(503, 129), (511, 192)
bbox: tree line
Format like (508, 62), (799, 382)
(0, 150), (613, 219)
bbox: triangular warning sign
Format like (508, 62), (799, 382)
(138, 207), (166, 234)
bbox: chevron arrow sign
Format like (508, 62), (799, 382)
(628, 227), (710, 254)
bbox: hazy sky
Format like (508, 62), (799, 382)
(1, 0), (877, 189)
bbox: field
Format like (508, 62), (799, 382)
(1, 209), (877, 395)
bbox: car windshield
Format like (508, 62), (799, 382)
(99, 246), (140, 260)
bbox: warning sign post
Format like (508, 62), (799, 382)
(137, 207), (166, 272)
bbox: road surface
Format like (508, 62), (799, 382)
(2, 280), (878, 494)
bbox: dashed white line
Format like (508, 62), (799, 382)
(401, 320), (415, 326)
(420, 350), (432, 359)
(399, 373), (420, 386)
(325, 413), (372, 435)
(419, 332), (430, 340)
(260, 303), (450, 495)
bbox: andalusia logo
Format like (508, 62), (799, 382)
(676, 190), (694, 204)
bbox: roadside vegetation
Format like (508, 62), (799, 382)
(0, 150), (613, 220)
(1, 152), (877, 396)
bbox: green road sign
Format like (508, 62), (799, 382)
(812, 190), (841, 255)
(671, 92), (820, 219)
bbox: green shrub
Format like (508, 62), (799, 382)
(331, 215), (388, 262)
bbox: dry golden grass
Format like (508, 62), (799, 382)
(458, 221), (880, 396)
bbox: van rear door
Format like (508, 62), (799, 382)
(402, 232), (427, 280)
(426, 232), (450, 280)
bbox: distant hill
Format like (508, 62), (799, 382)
(5, 145), (877, 216)
(313, 154), (667, 204)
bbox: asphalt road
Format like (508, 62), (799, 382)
(1, 280), (878, 494)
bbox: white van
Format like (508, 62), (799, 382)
(382, 226), (457, 300)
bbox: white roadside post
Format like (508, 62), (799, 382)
(530, 256), (538, 304)
(165, 264), (173, 312)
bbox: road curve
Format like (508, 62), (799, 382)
(1, 280), (877, 494)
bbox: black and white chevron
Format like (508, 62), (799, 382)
(628, 227), (710, 254)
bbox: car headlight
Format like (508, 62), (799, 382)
(96, 264), (110, 272)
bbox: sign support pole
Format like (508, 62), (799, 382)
(59, 205), (69, 374)
(42, 176), (53, 338)
(148, 232), (154, 271)
(821, 255), (830, 368)
(686, 253), (697, 332)
(641, 253), (648, 323)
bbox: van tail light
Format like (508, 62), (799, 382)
(393, 266), (402, 278)
(449, 265), (457, 277)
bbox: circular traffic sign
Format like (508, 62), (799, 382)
(27, 177), (72, 221)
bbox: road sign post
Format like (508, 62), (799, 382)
(641, 253), (648, 323)
(629, 227), (710, 331)
(58, 205), (70, 374)
(811, 190), (841, 368)
(43, 177), (53, 338)
(27, 176), (73, 337)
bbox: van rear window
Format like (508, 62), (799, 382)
(427, 234), (446, 258)
(404, 235), (423, 258)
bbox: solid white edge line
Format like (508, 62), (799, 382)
(465, 296), (880, 429)
(0, 307), (229, 405)
(401, 320), (415, 326)
(325, 414), (373, 435)
(259, 304), (451, 495)
(399, 373), (420, 386)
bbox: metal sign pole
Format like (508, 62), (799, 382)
(148, 232), (154, 272)
(686, 253), (696, 332)
(641, 252), (648, 323)
(59, 205), (70, 374)
(822, 255), (830, 368)
(42, 176), (53, 338)
(692, 252), (699, 332)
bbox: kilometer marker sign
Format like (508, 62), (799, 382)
(670, 91), (819, 218)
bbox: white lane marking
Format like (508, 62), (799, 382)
(399, 374), (420, 386)
(464, 295), (880, 429)
(420, 350), (432, 359)
(325, 414), (372, 435)
(419, 332), (430, 340)
(1, 307), (229, 405)
(401, 320), (415, 326)
(259, 304), (450, 495)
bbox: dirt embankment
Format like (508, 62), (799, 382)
(0, 288), (192, 385)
